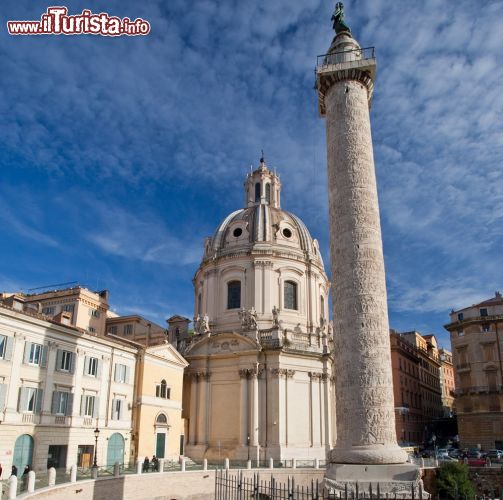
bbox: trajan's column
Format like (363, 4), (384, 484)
(316, 2), (421, 493)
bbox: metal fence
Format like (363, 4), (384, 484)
(214, 469), (430, 500)
(316, 47), (375, 68)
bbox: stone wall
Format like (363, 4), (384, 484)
(20, 469), (325, 500)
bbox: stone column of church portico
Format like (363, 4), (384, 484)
(316, 11), (407, 467)
(189, 375), (198, 445)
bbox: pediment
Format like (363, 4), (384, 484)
(146, 343), (189, 366)
(185, 331), (259, 357)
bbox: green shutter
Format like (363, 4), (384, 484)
(0, 384), (6, 410)
(40, 345), (48, 368)
(35, 389), (43, 414)
(23, 343), (31, 364)
(69, 352), (75, 374)
(66, 393), (74, 416)
(93, 396), (100, 418)
(18, 387), (27, 411)
(55, 350), (63, 371)
(51, 391), (59, 414)
(4, 336), (14, 361)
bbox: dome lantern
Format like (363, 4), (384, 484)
(244, 157), (281, 209)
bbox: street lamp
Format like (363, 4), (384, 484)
(93, 427), (100, 468)
(247, 434), (250, 461)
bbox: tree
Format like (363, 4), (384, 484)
(436, 462), (475, 500)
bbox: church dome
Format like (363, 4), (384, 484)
(203, 159), (324, 268)
(194, 157), (329, 336)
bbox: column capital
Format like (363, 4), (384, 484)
(308, 371), (323, 380)
(270, 368), (295, 378)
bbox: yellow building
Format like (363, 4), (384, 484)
(131, 343), (188, 460)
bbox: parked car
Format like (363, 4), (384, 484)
(448, 449), (462, 459)
(460, 455), (487, 467)
(436, 448), (450, 459)
(486, 450), (503, 463)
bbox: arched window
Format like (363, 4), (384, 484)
(254, 183), (261, 202)
(284, 281), (298, 310)
(227, 281), (241, 309)
(156, 413), (167, 425)
(265, 183), (271, 204)
(320, 296), (325, 319)
(156, 380), (171, 399)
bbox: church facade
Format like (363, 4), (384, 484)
(179, 159), (335, 461)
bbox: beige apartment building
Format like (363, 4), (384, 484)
(0, 292), (186, 472)
(106, 315), (167, 346)
(445, 292), (503, 450)
(400, 332), (443, 422)
(439, 348), (455, 417)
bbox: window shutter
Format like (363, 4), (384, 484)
(83, 356), (89, 375)
(125, 365), (131, 384)
(23, 343), (31, 364)
(35, 389), (43, 414)
(80, 395), (85, 417)
(0, 384), (6, 410)
(66, 393), (74, 416)
(69, 352), (75, 374)
(118, 399), (122, 420)
(111, 398), (116, 420)
(41, 345), (48, 368)
(4, 337), (14, 361)
(93, 396), (100, 418)
(114, 364), (118, 382)
(18, 387), (27, 412)
(51, 391), (59, 414)
(55, 350), (63, 371)
(97, 359), (102, 379)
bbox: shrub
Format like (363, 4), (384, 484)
(436, 462), (475, 500)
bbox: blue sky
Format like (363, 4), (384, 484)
(1, 0), (502, 348)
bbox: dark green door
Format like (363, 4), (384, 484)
(13, 434), (34, 473)
(155, 433), (166, 458)
(107, 433), (124, 466)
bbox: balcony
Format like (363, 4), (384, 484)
(454, 385), (502, 396)
(316, 46), (375, 68)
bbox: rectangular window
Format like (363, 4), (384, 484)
(457, 313), (464, 321)
(87, 357), (98, 377)
(0, 335), (5, 358)
(114, 364), (128, 383)
(59, 350), (73, 372)
(227, 281), (241, 309)
(26, 387), (37, 412)
(63, 304), (75, 313)
(56, 392), (69, 415)
(88, 326), (96, 333)
(123, 324), (133, 335)
(84, 395), (95, 417)
(480, 308), (488, 317)
(108, 326), (117, 335)
(482, 324), (490, 333)
(111, 398), (123, 420)
(42, 306), (56, 315)
(89, 309), (100, 318)
(29, 344), (43, 365)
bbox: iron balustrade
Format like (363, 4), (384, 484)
(316, 46), (375, 69)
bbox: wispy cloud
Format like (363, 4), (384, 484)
(0, 0), (502, 338)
